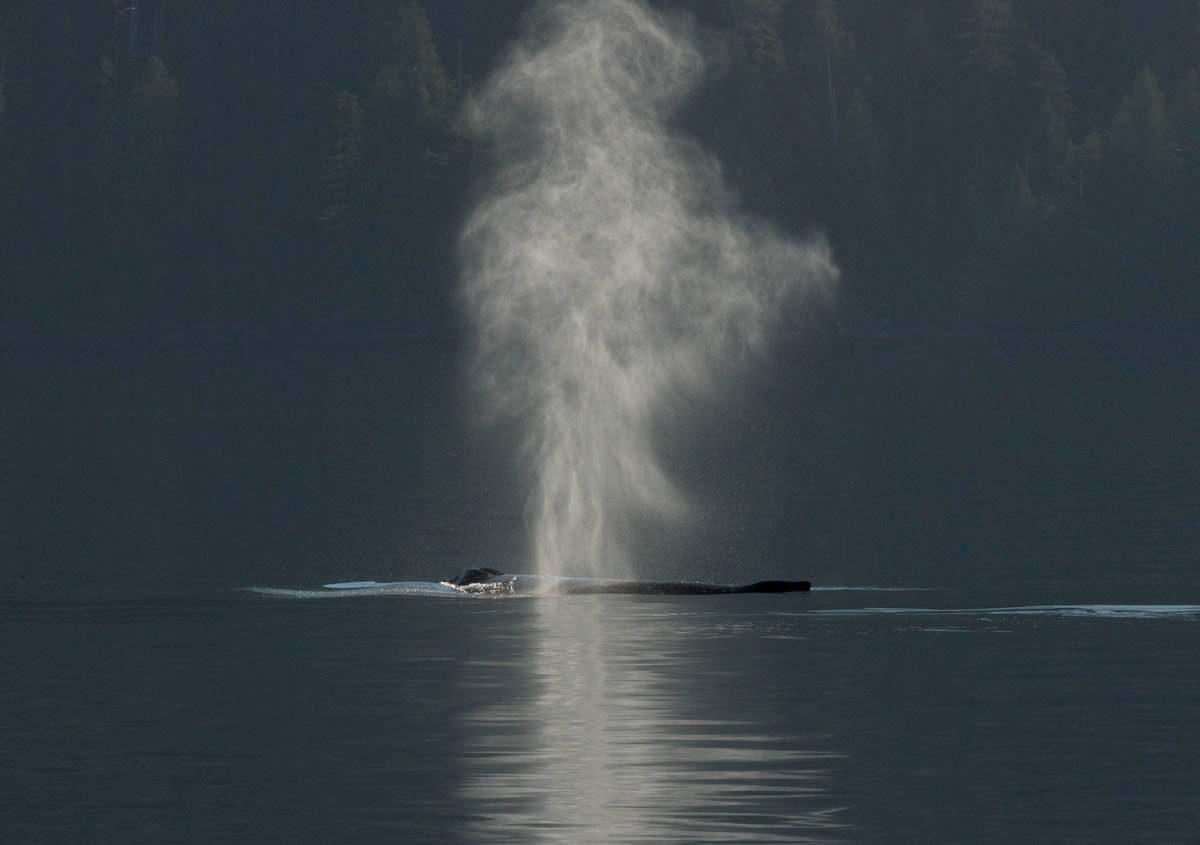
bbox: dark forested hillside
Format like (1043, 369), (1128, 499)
(2, 0), (1196, 333)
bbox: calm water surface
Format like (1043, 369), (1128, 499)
(4, 588), (1197, 843)
(7, 263), (1200, 843)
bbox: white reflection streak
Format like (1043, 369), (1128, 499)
(458, 602), (847, 842)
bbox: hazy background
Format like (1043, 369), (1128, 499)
(2, 0), (1198, 600)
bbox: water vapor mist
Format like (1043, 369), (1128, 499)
(460, 0), (837, 578)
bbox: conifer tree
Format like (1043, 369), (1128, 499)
(1108, 66), (1173, 176)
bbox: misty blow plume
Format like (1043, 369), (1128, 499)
(459, 0), (838, 578)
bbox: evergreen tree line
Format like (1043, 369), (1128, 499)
(1, 0), (1197, 337)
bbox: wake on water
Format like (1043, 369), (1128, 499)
(243, 583), (1200, 620)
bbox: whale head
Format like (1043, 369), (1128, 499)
(445, 567), (505, 588)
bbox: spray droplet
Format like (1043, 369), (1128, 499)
(460, 0), (838, 578)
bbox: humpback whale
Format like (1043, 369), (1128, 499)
(248, 569), (813, 598)
(443, 568), (811, 595)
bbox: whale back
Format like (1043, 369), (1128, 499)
(741, 580), (812, 593)
(442, 569), (810, 595)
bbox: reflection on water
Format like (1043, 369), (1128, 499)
(457, 598), (847, 842)
(4, 592), (1199, 841)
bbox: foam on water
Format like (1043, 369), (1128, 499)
(244, 582), (465, 599)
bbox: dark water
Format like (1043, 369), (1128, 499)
(4, 325), (1200, 841)
(4, 588), (1198, 843)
